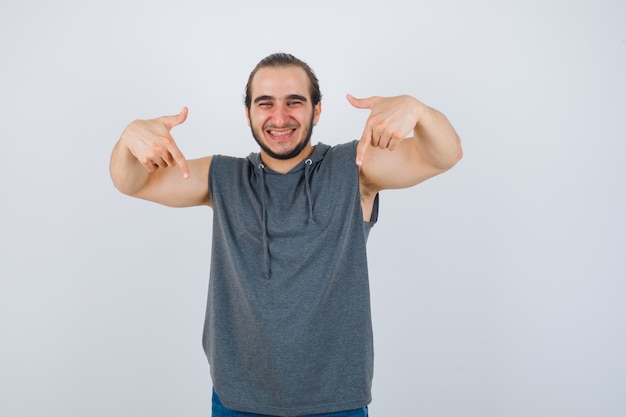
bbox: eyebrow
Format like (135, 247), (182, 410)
(253, 94), (308, 104)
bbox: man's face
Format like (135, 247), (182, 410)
(246, 66), (321, 161)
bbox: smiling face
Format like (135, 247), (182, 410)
(246, 65), (322, 167)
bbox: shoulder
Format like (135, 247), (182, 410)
(315, 141), (358, 167)
(209, 154), (252, 174)
(208, 154), (256, 193)
(325, 140), (358, 156)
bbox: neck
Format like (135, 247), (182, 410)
(260, 144), (314, 174)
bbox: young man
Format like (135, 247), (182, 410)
(110, 53), (462, 417)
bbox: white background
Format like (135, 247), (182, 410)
(1, 1), (624, 416)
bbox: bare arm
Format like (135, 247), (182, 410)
(349, 94), (463, 193)
(109, 107), (212, 207)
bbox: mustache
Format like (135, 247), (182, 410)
(264, 123), (298, 129)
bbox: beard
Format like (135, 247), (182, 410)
(250, 110), (316, 160)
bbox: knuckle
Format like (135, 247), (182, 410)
(139, 156), (152, 166)
(161, 135), (175, 147)
(152, 143), (164, 153)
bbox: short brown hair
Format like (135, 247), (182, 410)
(244, 53), (322, 109)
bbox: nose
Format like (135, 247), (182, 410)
(270, 105), (289, 127)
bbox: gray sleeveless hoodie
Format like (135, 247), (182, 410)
(203, 141), (379, 416)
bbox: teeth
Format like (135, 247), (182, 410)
(269, 129), (294, 136)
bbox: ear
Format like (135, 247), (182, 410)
(245, 106), (251, 127)
(313, 101), (322, 125)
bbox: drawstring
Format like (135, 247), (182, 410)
(257, 158), (315, 279)
(258, 163), (271, 279)
(304, 159), (315, 224)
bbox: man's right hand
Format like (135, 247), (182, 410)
(121, 106), (190, 179)
(110, 107), (212, 208)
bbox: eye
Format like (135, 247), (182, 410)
(258, 102), (272, 108)
(287, 100), (303, 107)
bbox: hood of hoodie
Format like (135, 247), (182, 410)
(245, 142), (331, 175)
(245, 143), (331, 279)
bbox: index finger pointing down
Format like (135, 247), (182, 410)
(169, 143), (190, 179)
(355, 126), (371, 166)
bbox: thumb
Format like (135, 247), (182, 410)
(163, 106), (189, 130)
(347, 94), (375, 110)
